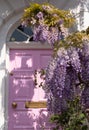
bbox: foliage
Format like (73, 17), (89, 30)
(50, 96), (88, 130)
(53, 31), (89, 55)
(22, 3), (74, 28)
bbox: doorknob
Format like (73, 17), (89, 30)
(12, 102), (17, 108)
(9, 72), (13, 76)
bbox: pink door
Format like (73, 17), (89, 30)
(8, 49), (52, 130)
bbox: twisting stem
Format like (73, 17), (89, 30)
(78, 72), (89, 86)
(78, 72), (84, 83)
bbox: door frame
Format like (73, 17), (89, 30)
(6, 41), (52, 130)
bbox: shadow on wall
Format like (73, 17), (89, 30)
(50, 0), (80, 10)
(0, 42), (6, 68)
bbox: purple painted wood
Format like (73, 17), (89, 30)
(8, 49), (53, 130)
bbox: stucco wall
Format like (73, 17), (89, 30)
(0, 0), (89, 130)
(0, 1), (26, 130)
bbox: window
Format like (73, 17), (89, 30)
(10, 25), (33, 42)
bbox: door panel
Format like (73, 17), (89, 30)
(11, 73), (34, 100)
(40, 54), (51, 69)
(8, 49), (52, 130)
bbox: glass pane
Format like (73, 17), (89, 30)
(10, 25), (33, 42)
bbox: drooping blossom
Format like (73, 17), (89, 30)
(79, 41), (89, 109)
(44, 43), (89, 113)
(33, 24), (68, 46)
(36, 12), (43, 19)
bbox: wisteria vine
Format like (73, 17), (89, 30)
(22, 3), (89, 114)
(22, 3), (73, 46)
(45, 47), (81, 113)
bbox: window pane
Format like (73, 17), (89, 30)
(10, 25), (33, 42)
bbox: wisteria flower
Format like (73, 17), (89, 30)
(36, 12), (43, 19)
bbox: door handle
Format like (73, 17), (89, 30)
(9, 72), (13, 76)
(12, 102), (17, 108)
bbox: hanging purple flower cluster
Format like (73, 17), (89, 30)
(33, 22), (67, 46)
(44, 48), (69, 113)
(31, 9), (68, 46)
(44, 40), (89, 113)
(31, 6), (69, 45)
(79, 41), (89, 110)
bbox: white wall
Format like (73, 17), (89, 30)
(84, 11), (89, 30)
